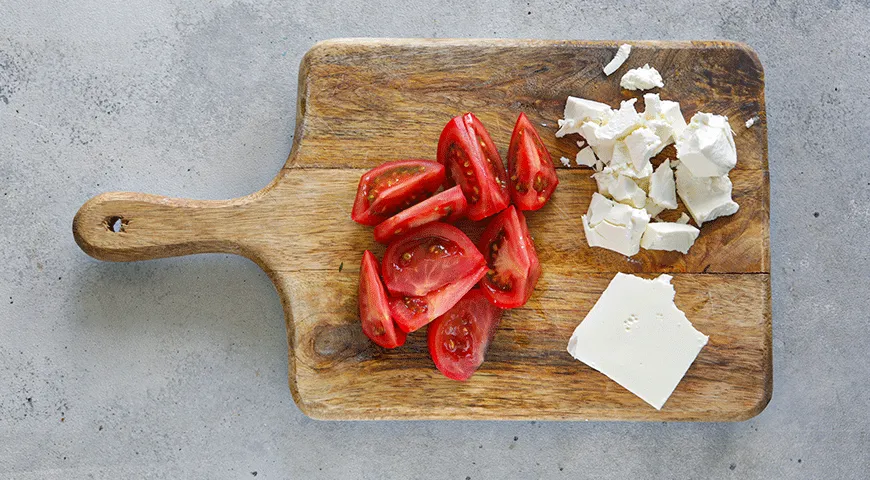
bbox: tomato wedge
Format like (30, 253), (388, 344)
(478, 206), (542, 308)
(358, 251), (406, 348)
(427, 289), (502, 381)
(389, 263), (487, 333)
(437, 113), (510, 221)
(351, 160), (445, 226)
(507, 113), (559, 210)
(373, 186), (467, 244)
(382, 222), (485, 297)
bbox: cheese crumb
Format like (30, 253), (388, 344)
(560, 156), (572, 167)
(575, 146), (597, 167)
(675, 112), (738, 177)
(745, 116), (760, 128)
(603, 44), (632, 76)
(620, 64), (664, 91)
(582, 193), (650, 256)
(676, 212), (691, 224)
(648, 159), (678, 209)
(641, 222), (700, 253)
(675, 163), (739, 226)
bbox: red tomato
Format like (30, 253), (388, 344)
(358, 251), (406, 349)
(427, 289), (502, 381)
(437, 113), (510, 221)
(382, 222), (485, 297)
(478, 206), (542, 308)
(507, 113), (559, 210)
(373, 186), (467, 244)
(389, 263), (488, 333)
(351, 160), (445, 226)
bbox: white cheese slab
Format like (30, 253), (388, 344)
(567, 273), (709, 410)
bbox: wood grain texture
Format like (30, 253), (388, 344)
(73, 39), (771, 421)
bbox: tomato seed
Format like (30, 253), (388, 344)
(402, 252), (412, 261)
(463, 161), (470, 167)
(472, 186), (479, 194)
(465, 170), (473, 177)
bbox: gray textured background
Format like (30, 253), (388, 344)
(1, 0), (868, 478)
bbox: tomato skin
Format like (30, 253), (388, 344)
(507, 113), (559, 210)
(382, 222), (485, 297)
(359, 251), (407, 349)
(478, 206), (542, 309)
(389, 263), (488, 333)
(437, 113), (510, 221)
(351, 160), (445, 226)
(427, 289), (502, 381)
(373, 186), (467, 244)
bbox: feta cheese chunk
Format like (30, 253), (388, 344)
(610, 175), (647, 208)
(582, 193), (650, 256)
(675, 164), (739, 226)
(648, 159), (677, 209)
(567, 273), (709, 410)
(596, 99), (642, 142)
(745, 116), (759, 128)
(559, 156), (572, 167)
(676, 212), (691, 224)
(640, 222), (700, 253)
(603, 44), (631, 76)
(642, 93), (687, 154)
(644, 200), (667, 217)
(620, 64), (664, 91)
(675, 112), (738, 177)
(625, 127), (662, 173)
(556, 97), (614, 137)
(575, 146), (597, 167)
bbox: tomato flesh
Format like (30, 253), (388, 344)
(373, 186), (467, 244)
(358, 251), (406, 348)
(383, 222), (485, 297)
(437, 113), (510, 221)
(478, 206), (542, 308)
(427, 289), (502, 381)
(389, 263), (487, 333)
(351, 160), (445, 226)
(507, 113), (559, 210)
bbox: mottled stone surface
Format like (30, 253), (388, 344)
(1, 0), (868, 478)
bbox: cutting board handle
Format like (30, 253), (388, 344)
(73, 191), (259, 262)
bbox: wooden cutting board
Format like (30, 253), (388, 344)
(73, 39), (771, 421)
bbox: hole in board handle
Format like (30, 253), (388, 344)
(105, 216), (127, 233)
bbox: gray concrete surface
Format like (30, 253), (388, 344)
(1, 0), (868, 478)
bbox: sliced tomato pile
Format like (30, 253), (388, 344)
(351, 112), (558, 381)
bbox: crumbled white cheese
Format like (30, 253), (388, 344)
(596, 99), (642, 142)
(556, 97), (614, 137)
(620, 64), (664, 91)
(675, 163), (739, 226)
(745, 116), (759, 128)
(644, 200), (667, 218)
(610, 142), (653, 179)
(676, 212), (691, 224)
(592, 167), (619, 198)
(676, 112), (738, 177)
(603, 44), (632, 76)
(575, 146), (597, 167)
(582, 193), (650, 256)
(648, 159), (677, 209)
(640, 222), (700, 254)
(567, 273), (709, 410)
(610, 175), (647, 208)
(625, 127), (662, 174)
(560, 156), (572, 167)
